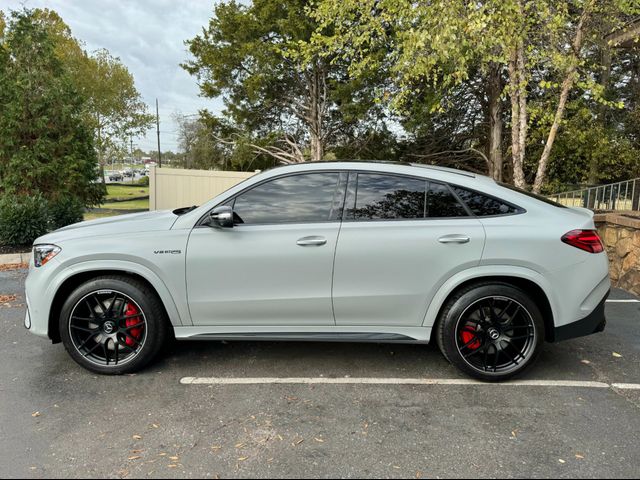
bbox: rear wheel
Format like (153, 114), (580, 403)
(436, 282), (545, 381)
(59, 275), (168, 375)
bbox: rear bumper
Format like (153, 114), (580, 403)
(553, 290), (609, 342)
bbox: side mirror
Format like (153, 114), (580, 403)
(208, 205), (234, 228)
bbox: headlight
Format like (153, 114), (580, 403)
(33, 244), (61, 267)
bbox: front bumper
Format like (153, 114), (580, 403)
(553, 290), (609, 342)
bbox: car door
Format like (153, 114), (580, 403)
(332, 172), (486, 327)
(186, 171), (347, 326)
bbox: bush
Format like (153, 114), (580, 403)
(0, 194), (51, 246)
(137, 175), (149, 186)
(49, 196), (85, 230)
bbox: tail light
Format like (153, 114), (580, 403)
(561, 230), (604, 254)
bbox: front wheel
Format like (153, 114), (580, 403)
(59, 275), (168, 375)
(436, 282), (545, 382)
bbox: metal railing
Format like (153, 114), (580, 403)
(550, 178), (640, 211)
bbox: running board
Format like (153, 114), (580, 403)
(174, 327), (431, 344)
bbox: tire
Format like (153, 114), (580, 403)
(59, 275), (169, 375)
(436, 282), (545, 382)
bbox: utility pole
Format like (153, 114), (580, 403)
(156, 98), (162, 168)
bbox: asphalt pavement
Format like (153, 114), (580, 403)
(1, 267), (639, 478)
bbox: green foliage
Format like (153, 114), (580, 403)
(183, 0), (388, 163)
(137, 175), (149, 186)
(0, 194), (51, 246)
(49, 196), (85, 230)
(29, 9), (154, 176)
(0, 9), (103, 208)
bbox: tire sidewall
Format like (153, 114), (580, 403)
(440, 284), (545, 381)
(59, 277), (163, 375)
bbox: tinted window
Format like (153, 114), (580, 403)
(451, 186), (521, 216)
(233, 173), (340, 224)
(427, 182), (468, 218)
(349, 174), (426, 220)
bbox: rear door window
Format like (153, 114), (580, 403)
(347, 173), (427, 220)
(427, 182), (469, 218)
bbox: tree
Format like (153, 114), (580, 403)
(30, 9), (154, 180)
(314, 0), (639, 191)
(183, 0), (385, 163)
(0, 9), (102, 205)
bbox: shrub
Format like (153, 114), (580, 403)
(49, 196), (85, 230)
(0, 193), (51, 246)
(137, 175), (149, 186)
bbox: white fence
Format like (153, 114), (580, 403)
(149, 167), (255, 211)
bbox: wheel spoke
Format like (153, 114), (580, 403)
(123, 322), (145, 331)
(507, 334), (535, 341)
(493, 348), (501, 372)
(113, 338), (119, 365)
(482, 345), (491, 372)
(82, 340), (103, 358)
(122, 331), (142, 347)
(76, 331), (101, 351)
(500, 341), (519, 366)
(92, 294), (108, 315)
(496, 300), (513, 321)
(70, 325), (99, 334)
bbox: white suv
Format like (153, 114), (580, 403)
(25, 162), (610, 381)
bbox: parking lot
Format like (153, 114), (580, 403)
(1, 266), (639, 479)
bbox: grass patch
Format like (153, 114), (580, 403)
(106, 184), (149, 201)
(102, 198), (149, 210)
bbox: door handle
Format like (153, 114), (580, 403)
(297, 236), (327, 247)
(438, 234), (470, 244)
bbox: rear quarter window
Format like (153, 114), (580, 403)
(451, 186), (523, 217)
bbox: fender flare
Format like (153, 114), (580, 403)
(421, 265), (558, 329)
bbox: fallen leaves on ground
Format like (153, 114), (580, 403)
(0, 263), (27, 271)
(0, 294), (18, 307)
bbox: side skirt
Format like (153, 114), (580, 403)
(173, 326), (432, 344)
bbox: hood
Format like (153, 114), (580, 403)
(35, 210), (179, 245)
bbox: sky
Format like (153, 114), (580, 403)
(1, 0), (225, 152)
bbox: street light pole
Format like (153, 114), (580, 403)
(156, 98), (162, 168)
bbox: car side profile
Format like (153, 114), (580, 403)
(24, 161), (610, 381)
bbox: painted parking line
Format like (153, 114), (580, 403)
(606, 299), (640, 303)
(612, 383), (640, 390)
(180, 377), (630, 389)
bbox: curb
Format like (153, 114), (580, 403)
(0, 252), (30, 266)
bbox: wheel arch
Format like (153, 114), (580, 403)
(47, 264), (183, 344)
(424, 268), (556, 343)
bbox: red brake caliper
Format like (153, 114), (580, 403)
(460, 325), (481, 350)
(124, 302), (143, 347)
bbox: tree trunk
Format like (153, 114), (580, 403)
(508, 41), (527, 189)
(487, 63), (504, 181)
(532, 5), (591, 194)
(305, 66), (326, 162)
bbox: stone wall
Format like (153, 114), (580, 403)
(595, 213), (640, 296)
